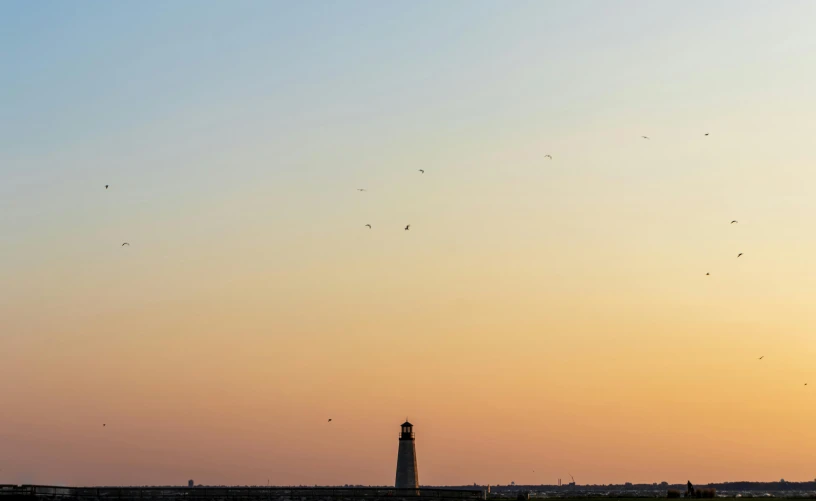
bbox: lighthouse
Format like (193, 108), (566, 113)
(395, 420), (419, 489)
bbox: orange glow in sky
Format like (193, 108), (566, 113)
(3, 0), (816, 487)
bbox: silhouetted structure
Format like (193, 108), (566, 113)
(395, 421), (419, 490)
(0, 486), (482, 500)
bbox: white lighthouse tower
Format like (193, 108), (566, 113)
(395, 420), (419, 490)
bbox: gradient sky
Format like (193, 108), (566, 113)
(4, 0), (816, 488)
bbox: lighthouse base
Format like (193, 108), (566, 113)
(395, 438), (419, 489)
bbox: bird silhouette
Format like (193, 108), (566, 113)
(405, 225), (410, 231)
(121, 243), (130, 246)
(705, 133), (709, 136)
(103, 424), (106, 427)
(418, 169), (425, 174)
(706, 273), (710, 276)
(105, 185), (109, 189)
(737, 253), (743, 258)
(365, 224), (371, 229)
(641, 136), (650, 140)
(544, 155), (552, 160)
(758, 356), (764, 360)
(328, 419), (332, 422)
(357, 189), (366, 192)
(731, 220), (738, 224)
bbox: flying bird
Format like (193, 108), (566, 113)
(365, 224), (371, 229)
(731, 220), (738, 224)
(121, 242), (130, 246)
(328, 419), (332, 422)
(737, 253), (743, 258)
(105, 185), (109, 189)
(705, 133), (709, 136)
(544, 155), (552, 160)
(405, 225), (410, 231)
(357, 189), (366, 192)
(706, 273), (710, 276)
(418, 169), (425, 174)
(758, 356), (764, 360)
(641, 136), (650, 140)
(103, 424), (106, 427)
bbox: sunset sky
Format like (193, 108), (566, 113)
(4, 0), (816, 487)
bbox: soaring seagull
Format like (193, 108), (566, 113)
(365, 224), (372, 229)
(121, 242), (130, 246)
(737, 253), (743, 258)
(544, 155), (553, 160)
(103, 424), (106, 427)
(357, 188), (366, 192)
(405, 225), (410, 231)
(705, 133), (710, 136)
(418, 169), (425, 174)
(706, 272), (710, 276)
(328, 419), (332, 423)
(758, 356), (764, 360)
(641, 136), (650, 140)
(105, 185), (109, 189)
(731, 220), (738, 224)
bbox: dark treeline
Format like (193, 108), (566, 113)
(451, 481), (816, 492)
(709, 482), (816, 491)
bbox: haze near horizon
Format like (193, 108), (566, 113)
(3, 0), (816, 488)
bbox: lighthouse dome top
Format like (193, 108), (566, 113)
(401, 421), (413, 427)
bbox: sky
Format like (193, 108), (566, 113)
(3, 0), (816, 488)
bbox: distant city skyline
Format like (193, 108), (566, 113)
(4, 0), (816, 487)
